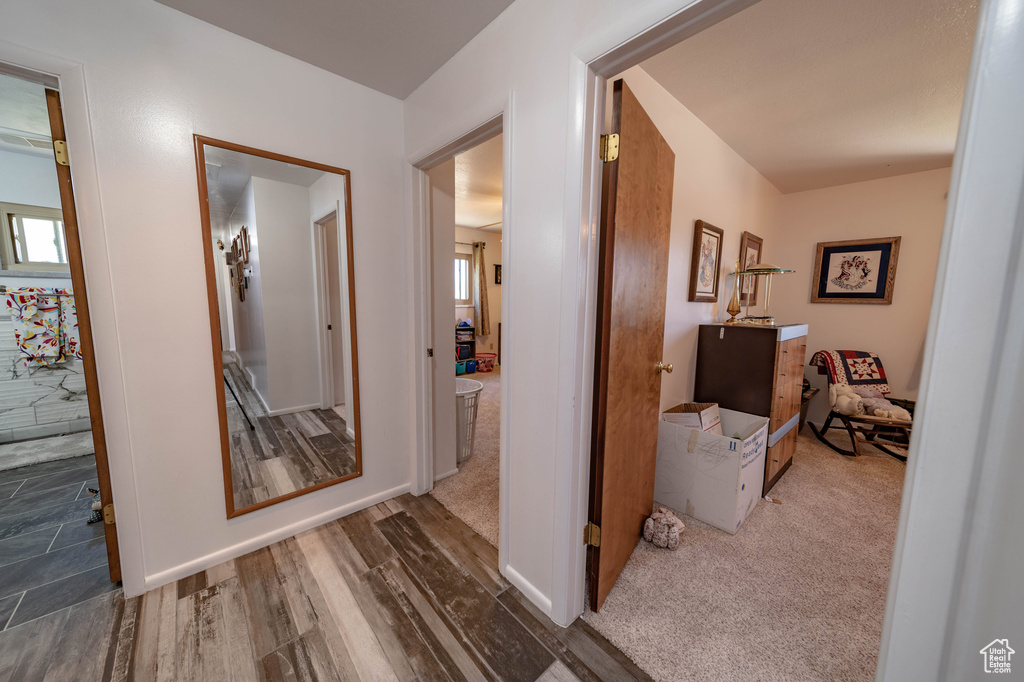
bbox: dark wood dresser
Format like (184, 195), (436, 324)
(693, 323), (809, 494)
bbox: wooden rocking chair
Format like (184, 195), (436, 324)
(807, 350), (912, 462)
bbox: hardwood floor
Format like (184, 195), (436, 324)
(224, 362), (357, 510)
(0, 493), (651, 681)
(0, 454), (114, 632)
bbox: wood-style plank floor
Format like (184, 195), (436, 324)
(0, 492), (650, 681)
(224, 362), (357, 510)
(0, 454), (115, 632)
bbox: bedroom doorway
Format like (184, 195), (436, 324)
(0, 64), (121, 631)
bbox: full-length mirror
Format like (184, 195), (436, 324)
(195, 136), (361, 517)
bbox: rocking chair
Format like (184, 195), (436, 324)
(808, 350), (912, 462)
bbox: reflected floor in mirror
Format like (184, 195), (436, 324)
(224, 360), (356, 510)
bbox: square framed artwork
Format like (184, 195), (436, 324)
(811, 236), (901, 304)
(688, 220), (724, 302)
(738, 231), (763, 306)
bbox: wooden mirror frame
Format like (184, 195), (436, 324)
(193, 134), (362, 518)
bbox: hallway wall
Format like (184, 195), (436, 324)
(3, 0), (408, 595)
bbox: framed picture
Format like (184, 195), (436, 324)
(231, 237), (239, 263)
(494, 264), (502, 285)
(811, 236), (901, 304)
(240, 226), (250, 264)
(235, 261), (245, 302)
(688, 220), (724, 302)
(738, 231), (763, 306)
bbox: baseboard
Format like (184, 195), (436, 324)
(141, 482), (410, 594)
(504, 564), (553, 617)
(266, 403), (323, 418)
(434, 467), (459, 482)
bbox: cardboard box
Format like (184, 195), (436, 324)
(662, 402), (723, 435)
(654, 408), (768, 534)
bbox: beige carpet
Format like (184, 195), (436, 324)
(583, 430), (906, 682)
(430, 366), (501, 546)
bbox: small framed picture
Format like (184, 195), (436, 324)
(231, 237), (239, 262)
(738, 231), (764, 305)
(811, 236), (901, 304)
(240, 226), (250, 264)
(235, 261), (245, 302)
(688, 220), (724, 302)
(494, 264), (502, 285)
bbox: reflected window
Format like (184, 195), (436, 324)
(455, 252), (473, 306)
(1, 203), (68, 271)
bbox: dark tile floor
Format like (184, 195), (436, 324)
(0, 454), (118, 631)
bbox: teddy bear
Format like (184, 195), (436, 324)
(829, 383), (864, 416)
(850, 386), (912, 421)
(643, 507), (685, 550)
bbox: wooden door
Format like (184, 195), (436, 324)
(589, 79), (675, 611)
(45, 89), (122, 582)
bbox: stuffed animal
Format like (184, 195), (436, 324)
(643, 507), (685, 550)
(830, 384), (864, 416)
(851, 386), (913, 421)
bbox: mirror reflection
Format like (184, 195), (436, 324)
(197, 137), (361, 516)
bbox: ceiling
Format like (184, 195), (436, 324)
(204, 145), (332, 230)
(455, 133), (503, 230)
(155, 0), (515, 100)
(640, 0), (979, 193)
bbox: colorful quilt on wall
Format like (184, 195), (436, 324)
(4, 287), (82, 367)
(809, 349), (891, 395)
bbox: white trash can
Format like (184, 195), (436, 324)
(455, 378), (484, 464)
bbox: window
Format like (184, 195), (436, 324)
(0, 203), (68, 272)
(454, 253), (473, 306)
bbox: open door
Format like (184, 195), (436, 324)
(44, 89), (122, 582)
(588, 79), (674, 611)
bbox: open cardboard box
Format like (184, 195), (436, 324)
(654, 408), (768, 534)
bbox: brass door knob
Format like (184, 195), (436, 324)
(657, 362), (673, 374)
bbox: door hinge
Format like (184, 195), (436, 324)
(103, 503), (116, 525)
(584, 522), (601, 547)
(599, 134), (619, 163)
(426, 348), (434, 358)
(53, 140), (70, 166)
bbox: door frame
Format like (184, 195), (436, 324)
(407, 94), (515, 580)
(557, 0), (1024, 674)
(312, 209), (340, 410)
(0, 48), (140, 591)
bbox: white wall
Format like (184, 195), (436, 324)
(251, 176), (321, 413)
(454, 226), (502, 356)
(771, 168), (951, 423)
(0, 150), (61, 209)
(2, 0), (408, 595)
(614, 67), (784, 412)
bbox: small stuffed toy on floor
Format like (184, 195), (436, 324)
(643, 507), (685, 550)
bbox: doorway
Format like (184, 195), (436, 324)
(427, 133), (504, 547)
(314, 210), (355, 436)
(0, 65), (121, 629)
(410, 112), (511, 564)
(578, 0), (979, 678)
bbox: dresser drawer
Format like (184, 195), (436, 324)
(764, 427), (798, 493)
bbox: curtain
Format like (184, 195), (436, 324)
(473, 242), (491, 336)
